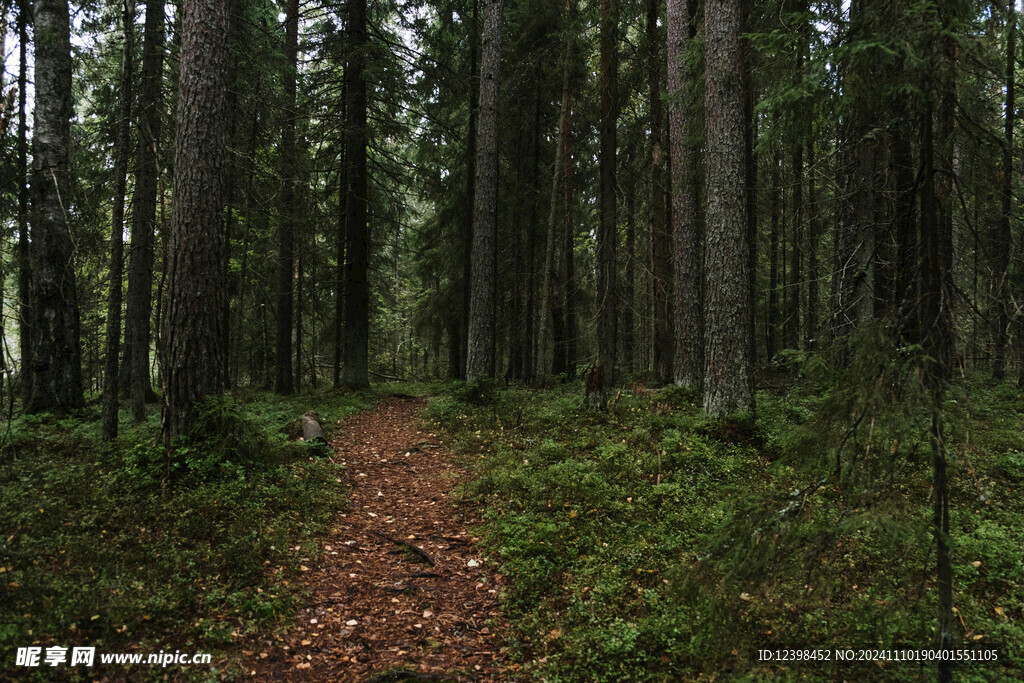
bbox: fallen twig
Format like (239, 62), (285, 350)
(368, 530), (436, 566)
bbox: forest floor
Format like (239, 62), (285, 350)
(238, 397), (509, 681)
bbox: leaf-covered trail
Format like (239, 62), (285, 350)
(243, 396), (507, 681)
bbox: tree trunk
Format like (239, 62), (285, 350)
(536, 11), (574, 383)
(668, 0), (702, 390)
(275, 0), (299, 394)
(460, 0), (480, 381)
(650, 0), (672, 384)
(102, 0), (136, 440)
(17, 0), (30, 406)
(703, 0), (753, 416)
(334, 92), (347, 387)
(465, 0), (504, 382)
(161, 0), (230, 440)
(563, 105), (577, 380)
(342, 0), (370, 388)
(920, 3), (957, 675)
(994, 0), (1014, 379)
(590, 0), (619, 408)
(767, 148), (779, 359)
(805, 137), (819, 348)
(26, 0), (82, 414)
(123, 0), (165, 421)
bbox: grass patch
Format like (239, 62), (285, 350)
(0, 389), (373, 680)
(424, 377), (1024, 681)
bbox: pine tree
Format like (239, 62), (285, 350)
(465, 0), (504, 382)
(702, 0), (753, 416)
(161, 0), (230, 439)
(26, 0), (83, 414)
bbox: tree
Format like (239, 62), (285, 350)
(536, 0), (575, 383)
(16, 0), (30, 407)
(588, 0), (619, 408)
(161, 0), (230, 440)
(26, 0), (83, 414)
(123, 0), (165, 421)
(465, 0), (504, 382)
(101, 0), (136, 440)
(341, 0), (370, 388)
(702, 0), (753, 416)
(649, 0), (671, 385)
(993, 0), (1014, 379)
(668, 0), (701, 390)
(275, 0), (300, 394)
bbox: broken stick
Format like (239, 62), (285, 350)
(368, 530), (436, 566)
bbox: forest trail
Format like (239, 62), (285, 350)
(242, 397), (508, 681)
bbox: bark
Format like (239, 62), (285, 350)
(668, 0), (702, 389)
(920, 3), (958, 674)
(275, 0), (300, 394)
(703, 0), (753, 416)
(536, 9), (574, 383)
(465, 0), (504, 382)
(334, 101), (347, 387)
(460, 0), (480, 380)
(26, 0), (82, 413)
(806, 137), (819, 348)
(124, 0), (165, 420)
(17, 0), (29, 405)
(563, 110), (577, 379)
(650, 0), (672, 384)
(342, 0), (370, 388)
(994, 1), (1014, 379)
(767, 149), (779, 359)
(161, 0), (230, 440)
(590, 0), (619, 408)
(102, 0), (136, 440)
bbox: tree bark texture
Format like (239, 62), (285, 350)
(102, 0), (136, 440)
(124, 0), (165, 420)
(17, 0), (30, 406)
(465, 0), (504, 382)
(650, 0), (672, 384)
(668, 0), (702, 390)
(993, 0), (1014, 378)
(590, 0), (619, 407)
(26, 0), (83, 413)
(342, 0), (370, 388)
(161, 0), (230, 440)
(276, 0), (300, 394)
(703, 0), (753, 416)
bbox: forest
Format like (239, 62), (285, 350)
(1, 0), (1024, 679)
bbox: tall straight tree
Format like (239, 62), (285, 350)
(161, 0), (230, 439)
(702, 0), (753, 416)
(17, 0), (29, 406)
(26, 0), (82, 413)
(101, 0), (136, 440)
(465, 0), (504, 382)
(276, 0), (300, 394)
(342, 0), (370, 388)
(668, 0), (702, 390)
(123, 0), (165, 421)
(588, 0), (618, 407)
(993, 0), (1014, 379)
(921, 0), (960, 675)
(536, 0), (575, 383)
(649, 0), (672, 385)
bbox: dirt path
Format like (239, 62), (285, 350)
(241, 397), (508, 681)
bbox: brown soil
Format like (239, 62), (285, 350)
(238, 397), (509, 682)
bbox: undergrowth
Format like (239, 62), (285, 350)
(424, 366), (1024, 681)
(0, 389), (373, 681)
